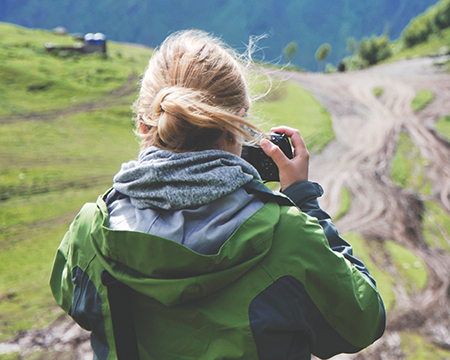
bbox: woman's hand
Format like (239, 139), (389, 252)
(260, 126), (309, 191)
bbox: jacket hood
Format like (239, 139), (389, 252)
(90, 189), (282, 307)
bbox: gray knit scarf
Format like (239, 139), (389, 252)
(113, 146), (261, 210)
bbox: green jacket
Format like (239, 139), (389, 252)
(50, 181), (385, 360)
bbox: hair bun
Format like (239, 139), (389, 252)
(135, 30), (262, 152)
(152, 86), (206, 149)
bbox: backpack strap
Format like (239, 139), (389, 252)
(101, 270), (140, 360)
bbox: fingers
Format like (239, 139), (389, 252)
(260, 126), (310, 189)
(260, 139), (290, 169)
(270, 126), (307, 158)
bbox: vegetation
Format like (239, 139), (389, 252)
(386, 26), (450, 63)
(342, 34), (392, 70)
(402, 0), (450, 48)
(435, 114), (450, 141)
(401, 331), (450, 359)
(283, 41), (297, 64)
(250, 75), (334, 154)
(334, 187), (351, 220)
(390, 133), (432, 195)
(0, 24), (151, 117)
(422, 200), (450, 253)
(346, 37), (357, 54)
(357, 35), (392, 65)
(385, 241), (428, 292)
(411, 89), (434, 112)
(315, 43), (331, 72)
(373, 87), (384, 98)
(341, 0), (450, 70)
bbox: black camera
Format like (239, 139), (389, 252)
(241, 132), (293, 182)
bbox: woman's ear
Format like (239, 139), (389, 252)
(237, 108), (246, 117)
(227, 131), (237, 144)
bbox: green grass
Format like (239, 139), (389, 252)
(385, 241), (428, 292)
(0, 219), (82, 341)
(401, 331), (450, 359)
(0, 22), (150, 117)
(422, 200), (450, 253)
(390, 132), (432, 195)
(0, 22), (152, 341)
(435, 114), (450, 141)
(251, 76), (334, 153)
(0, 106), (138, 203)
(334, 186), (351, 220)
(411, 89), (434, 112)
(373, 87), (384, 98)
(0, 107), (138, 341)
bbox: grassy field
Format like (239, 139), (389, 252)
(0, 22), (334, 347)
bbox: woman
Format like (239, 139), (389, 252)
(50, 30), (385, 360)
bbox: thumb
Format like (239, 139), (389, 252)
(260, 139), (289, 168)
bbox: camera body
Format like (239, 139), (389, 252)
(241, 132), (293, 182)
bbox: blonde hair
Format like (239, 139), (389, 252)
(135, 30), (261, 152)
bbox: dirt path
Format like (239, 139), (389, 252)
(277, 56), (450, 359)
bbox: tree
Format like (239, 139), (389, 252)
(283, 41), (298, 64)
(357, 35), (391, 65)
(346, 37), (357, 54)
(315, 43), (331, 72)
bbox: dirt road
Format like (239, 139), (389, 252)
(278, 56), (450, 359)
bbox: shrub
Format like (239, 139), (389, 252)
(434, 0), (450, 29)
(402, 15), (434, 47)
(402, 0), (450, 48)
(357, 35), (392, 65)
(342, 54), (369, 71)
(373, 87), (384, 98)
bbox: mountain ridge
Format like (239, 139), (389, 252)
(0, 0), (439, 71)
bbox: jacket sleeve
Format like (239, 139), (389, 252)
(281, 181), (376, 286)
(281, 181), (386, 357)
(49, 204), (111, 359)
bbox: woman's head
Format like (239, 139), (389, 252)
(135, 30), (260, 152)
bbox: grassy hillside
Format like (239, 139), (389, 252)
(0, 22), (333, 351)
